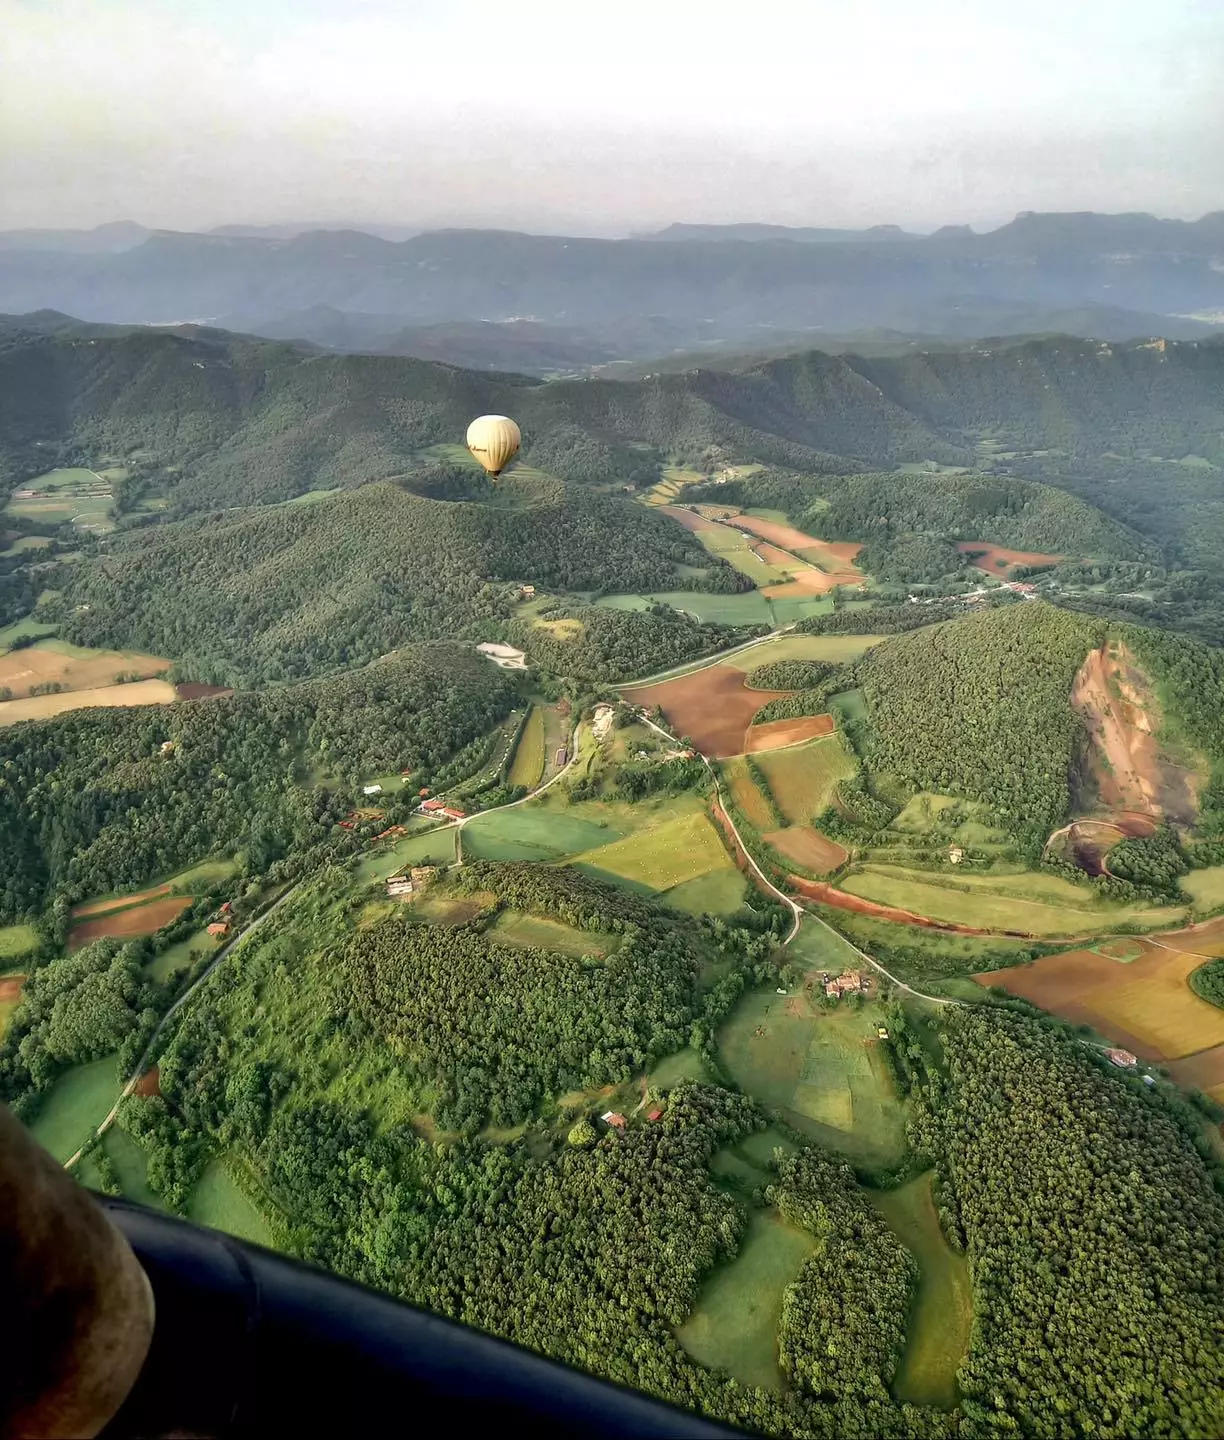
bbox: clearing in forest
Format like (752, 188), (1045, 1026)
(980, 937), (1224, 1060)
(508, 706), (546, 788)
(29, 1055), (121, 1163)
(870, 1173), (972, 1410)
(0, 973), (25, 1038)
(765, 827), (848, 875)
(72, 858), (237, 919)
(956, 541), (1061, 575)
(751, 735), (857, 824)
(0, 639), (170, 700)
(1071, 640), (1203, 824)
(719, 987), (908, 1168)
(0, 923), (39, 960)
(68, 896), (195, 949)
(189, 1160), (273, 1246)
(621, 666), (789, 758)
(490, 910), (619, 958)
(573, 810), (733, 891)
(677, 1208), (816, 1392)
(0, 677), (177, 726)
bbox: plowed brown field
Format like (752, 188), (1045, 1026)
(766, 828), (847, 874)
(1166, 1043), (1224, 1101)
(622, 666), (790, 757)
(72, 883), (172, 918)
(956, 541), (1061, 575)
(660, 506), (725, 533)
(69, 896), (194, 950)
(743, 714), (836, 752)
(979, 938), (1224, 1061)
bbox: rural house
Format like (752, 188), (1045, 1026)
(207, 922), (229, 938)
(362, 784), (383, 796)
(386, 877), (414, 899)
(601, 1111), (627, 1131)
(1106, 1048), (1138, 1068)
(824, 971), (866, 999)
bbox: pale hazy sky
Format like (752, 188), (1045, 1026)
(2, 0), (1221, 234)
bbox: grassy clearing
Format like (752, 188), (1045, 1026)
(29, 1056), (120, 1162)
(725, 634), (886, 670)
(353, 828), (458, 881)
(662, 869), (747, 917)
(719, 986), (907, 1168)
(842, 865), (1182, 937)
(508, 706), (546, 788)
(824, 910), (1034, 983)
(0, 616), (60, 651)
(189, 1159), (273, 1246)
(678, 1209), (816, 1391)
(463, 807), (620, 862)
(1, 534), (52, 557)
(74, 856), (238, 918)
(594, 591), (774, 626)
(1181, 865), (1224, 911)
(648, 1047), (709, 1089)
(752, 735), (857, 825)
(148, 928), (213, 982)
(100, 1126), (165, 1210)
(769, 596), (834, 626)
(0, 923), (38, 959)
(490, 910), (619, 957)
(573, 810), (732, 890)
(871, 1173), (972, 1409)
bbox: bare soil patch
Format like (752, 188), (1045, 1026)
(956, 541), (1061, 575)
(1072, 642), (1201, 824)
(133, 1066), (161, 1098)
(0, 975), (26, 1004)
(766, 828), (848, 874)
(762, 569), (844, 598)
(176, 682), (234, 701)
(69, 896), (194, 949)
(744, 714), (836, 753)
(660, 506), (726, 533)
(622, 666), (790, 758)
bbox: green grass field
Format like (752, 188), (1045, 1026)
(678, 1210), (816, 1391)
(508, 706), (546, 788)
(148, 927), (212, 982)
(29, 1056), (120, 1162)
(752, 735), (857, 825)
(572, 810), (732, 890)
(462, 807), (621, 863)
(871, 1173), (972, 1409)
(768, 596), (834, 626)
(1182, 865), (1224, 912)
(7, 469), (114, 529)
(725, 634), (886, 670)
(786, 917), (867, 972)
(189, 1159), (274, 1246)
(82, 1126), (166, 1211)
(490, 910), (619, 958)
(0, 534), (52, 557)
(719, 988), (907, 1168)
(0, 922), (38, 959)
(353, 828), (459, 881)
(0, 616), (59, 651)
(648, 1047), (709, 1089)
(841, 864), (1183, 937)
(594, 591), (774, 626)
(661, 869), (747, 916)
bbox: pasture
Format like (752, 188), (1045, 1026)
(508, 706), (546, 788)
(725, 633), (886, 670)
(621, 665), (789, 758)
(662, 869), (747, 917)
(719, 986), (908, 1167)
(148, 928), (212, 982)
(573, 810), (732, 891)
(677, 1209), (817, 1392)
(68, 896), (194, 949)
(490, 910), (619, 957)
(0, 616), (59, 651)
(765, 827), (847, 874)
(871, 1173), (972, 1409)
(841, 865), (1182, 938)
(1180, 865), (1224, 912)
(980, 938), (1224, 1060)
(6, 468), (114, 530)
(353, 828), (458, 881)
(29, 1055), (119, 1162)
(0, 638), (170, 700)
(462, 807), (620, 863)
(724, 756), (778, 830)
(0, 922), (38, 960)
(189, 1160), (273, 1246)
(93, 1126), (165, 1211)
(0, 677), (177, 726)
(751, 735), (857, 824)
(594, 590), (774, 626)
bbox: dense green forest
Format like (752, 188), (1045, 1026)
(0, 644), (517, 920)
(508, 605), (754, 682)
(858, 604), (1102, 839)
(49, 479), (737, 685)
(1189, 958), (1224, 1008)
(913, 1007), (1224, 1437)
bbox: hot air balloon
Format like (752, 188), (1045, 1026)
(466, 415), (521, 478)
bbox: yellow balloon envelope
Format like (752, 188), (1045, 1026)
(466, 415), (521, 477)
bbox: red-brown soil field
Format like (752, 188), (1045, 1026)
(72, 883), (173, 918)
(743, 714), (836, 752)
(766, 828), (848, 874)
(0, 975), (25, 1005)
(622, 666), (790, 757)
(133, 1066), (162, 1098)
(956, 541), (1062, 575)
(69, 896), (194, 950)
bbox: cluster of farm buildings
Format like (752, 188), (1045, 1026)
(385, 867), (439, 901)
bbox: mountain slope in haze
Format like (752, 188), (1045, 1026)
(3, 212), (1222, 340)
(51, 478), (743, 684)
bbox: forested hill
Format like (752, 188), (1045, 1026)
(5, 323), (1224, 513)
(51, 480), (740, 685)
(857, 603), (1104, 838)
